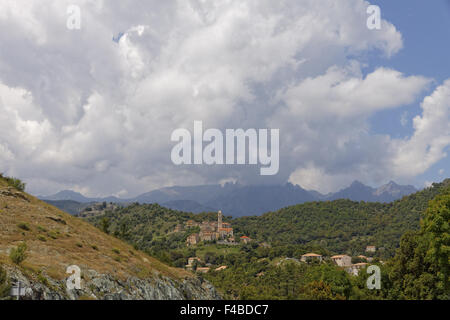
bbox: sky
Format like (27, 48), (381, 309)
(0, 0), (449, 197)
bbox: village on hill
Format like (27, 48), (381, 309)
(175, 210), (380, 276)
(173, 210), (251, 246)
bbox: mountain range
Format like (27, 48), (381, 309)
(39, 180), (418, 217)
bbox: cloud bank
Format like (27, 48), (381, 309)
(0, 0), (448, 196)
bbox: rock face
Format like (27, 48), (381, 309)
(327, 180), (417, 203)
(4, 266), (221, 300)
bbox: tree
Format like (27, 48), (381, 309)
(204, 252), (218, 265)
(192, 260), (198, 272)
(389, 189), (450, 299)
(100, 217), (110, 234)
(302, 281), (339, 300)
(421, 192), (449, 298)
(303, 264), (352, 299)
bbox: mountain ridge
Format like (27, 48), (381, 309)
(39, 180), (419, 217)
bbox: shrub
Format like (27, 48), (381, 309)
(37, 272), (49, 286)
(112, 248), (120, 255)
(47, 232), (58, 239)
(17, 223), (30, 231)
(76, 243), (83, 248)
(38, 235), (47, 242)
(91, 245), (99, 251)
(4, 176), (26, 192)
(0, 265), (11, 298)
(9, 243), (27, 265)
(37, 225), (47, 232)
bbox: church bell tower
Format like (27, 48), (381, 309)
(217, 210), (223, 230)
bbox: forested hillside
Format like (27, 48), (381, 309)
(86, 180), (449, 259)
(83, 179), (449, 300)
(207, 182), (450, 300)
(232, 179), (450, 257)
(87, 203), (231, 253)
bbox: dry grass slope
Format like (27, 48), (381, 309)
(0, 177), (190, 281)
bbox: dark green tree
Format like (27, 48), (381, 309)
(389, 190), (450, 299)
(100, 217), (110, 234)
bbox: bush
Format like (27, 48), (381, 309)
(37, 226), (47, 232)
(9, 243), (27, 265)
(0, 265), (11, 298)
(47, 232), (58, 239)
(17, 223), (30, 231)
(37, 272), (49, 286)
(3, 175), (26, 192)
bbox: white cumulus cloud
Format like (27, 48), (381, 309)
(0, 0), (447, 196)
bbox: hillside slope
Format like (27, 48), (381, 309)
(83, 179), (449, 261)
(0, 176), (220, 300)
(232, 179), (450, 257)
(41, 200), (90, 216)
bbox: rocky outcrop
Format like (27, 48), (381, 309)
(3, 266), (221, 300)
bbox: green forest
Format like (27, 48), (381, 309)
(232, 180), (449, 258)
(85, 179), (450, 300)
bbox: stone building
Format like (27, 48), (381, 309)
(331, 255), (353, 267)
(199, 231), (217, 242)
(219, 227), (233, 238)
(185, 210), (234, 245)
(222, 222), (231, 228)
(174, 224), (184, 233)
(186, 220), (200, 228)
(186, 233), (200, 246)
